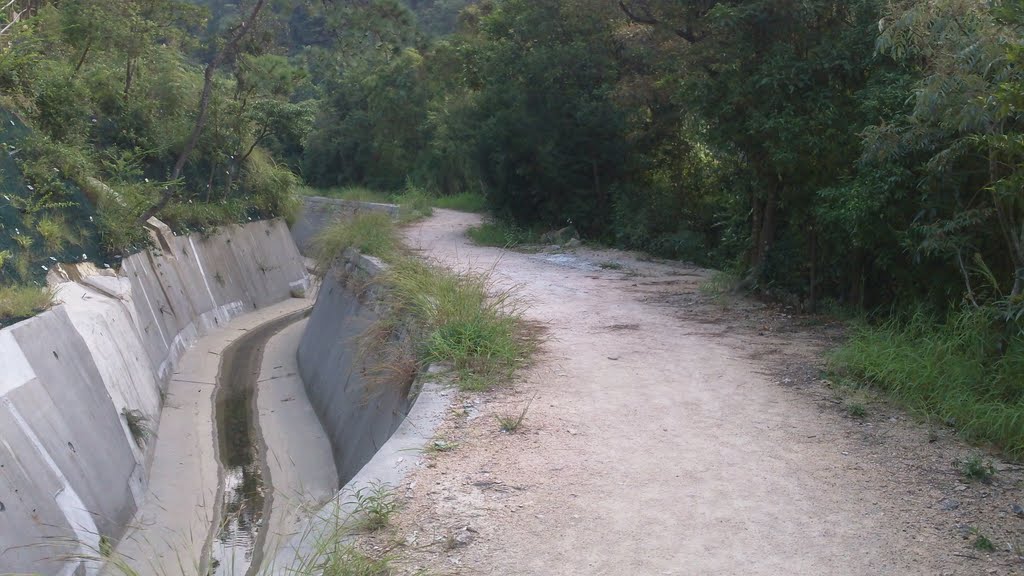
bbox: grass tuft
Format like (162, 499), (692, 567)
(466, 220), (539, 248)
(972, 529), (996, 552)
(382, 258), (536, 391)
(844, 401), (868, 419)
(0, 284), (53, 326)
(350, 483), (399, 532)
(122, 408), (153, 448)
(497, 397), (533, 433)
(961, 454), (996, 483)
(830, 306), (1024, 458)
(699, 270), (738, 300)
(313, 213), (398, 272)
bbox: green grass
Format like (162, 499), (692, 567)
(382, 258), (536, 390)
(466, 220), (540, 248)
(312, 213), (398, 271)
(0, 284), (53, 326)
(298, 184), (435, 223)
(830, 307), (1024, 458)
(433, 191), (487, 213)
(350, 483), (398, 532)
(961, 454), (996, 482)
(496, 397), (533, 433)
(972, 529), (996, 552)
(391, 185), (434, 223)
(296, 185), (392, 204)
(314, 208), (535, 391)
(844, 401), (868, 419)
(699, 270), (739, 299)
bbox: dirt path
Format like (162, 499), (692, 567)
(383, 210), (1023, 576)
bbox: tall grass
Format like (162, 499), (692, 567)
(466, 220), (540, 248)
(312, 213), (398, 270)
(312, 211), (535, 390)
(296, 184), (434, 222)
(382, 258), (535, 390)
(0, 284), (53, 326)
(433, 191), (487, 213)
(297, 185), (392, 204)
(830, 306), (1024, 458)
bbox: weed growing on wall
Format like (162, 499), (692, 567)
(0, 284), (53, 327)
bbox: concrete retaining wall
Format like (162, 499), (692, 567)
(0, 219), (308, 576)
(290, 196), (400, 253)
(296, 249), (414, 485)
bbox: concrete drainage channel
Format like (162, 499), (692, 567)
(0, 198), (447, 576)
(212, 307), (311, 576)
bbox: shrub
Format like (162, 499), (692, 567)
(241, 148), (301, 225)
(830, 306), (1024, 457)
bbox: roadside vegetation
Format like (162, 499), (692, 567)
(313, 212), (536, 391)
(466, 221), (541, 249)
(831, 307), (1024, 457)
(0, 0), (1020, 461)
(0, 284), (53, 327)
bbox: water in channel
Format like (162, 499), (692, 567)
(212, 309), (310, 576)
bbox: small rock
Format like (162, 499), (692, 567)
(567, 428), (578, 435)
(1011, 503), (1024, 517)
(954, 484), (968, 492)
(451, 529), (475, 547)
(939, 498), (960, 511)
(290, 286), (306, 298)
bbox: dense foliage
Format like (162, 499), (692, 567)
(0, 0), (309, 285)
(2, 0), (1023, 449)
(300, 0), (1024, 323)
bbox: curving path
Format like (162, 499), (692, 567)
(391, 210), (999, 576)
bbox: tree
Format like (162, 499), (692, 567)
(137, 0), (269, 223)
(872, 0), (1024, 303)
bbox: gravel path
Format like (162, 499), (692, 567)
(383, 209), (1020, 576)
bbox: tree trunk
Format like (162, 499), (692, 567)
(136, 0), (267, 225)
(73, 39), (92, 75)
(808, 223), (818, 314)
(757, 183), (779, 269)
(124, 57), (135, 100)
(739, 183), (779, 291)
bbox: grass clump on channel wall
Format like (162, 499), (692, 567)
(830, 307), (1024, 458)
(313, 212), (536, 391)
(0, 283), (53, 328)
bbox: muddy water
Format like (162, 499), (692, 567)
(213, 309), (311, 576)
